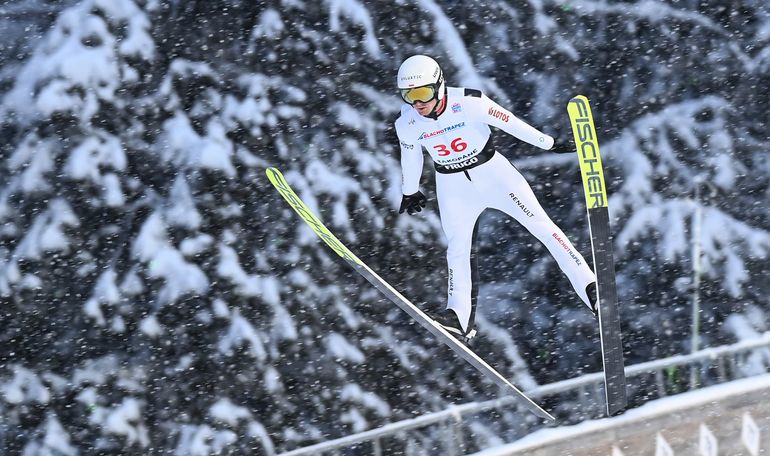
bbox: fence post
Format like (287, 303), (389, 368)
(690, 178), (704, 389)
(717, 356), (727, 381)
(655, 370), (667, 397)
(729, 353), (739, 379)
(578, 384), (589, 409)
(593, 381), (604, 414)
(442, 407), (465, 456)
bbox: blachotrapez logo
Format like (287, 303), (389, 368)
(418, 122), (465, 140)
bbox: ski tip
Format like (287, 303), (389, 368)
(520, 397), (555, 422)
(540, 409), (556, 422)
(266, 167), (285, 188)
(567, 95), (591, 111)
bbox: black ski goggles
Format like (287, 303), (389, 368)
(400, 84), (439, 105)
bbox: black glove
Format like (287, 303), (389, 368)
(398, 191), (427, 215)
(550, 136), (576, 154)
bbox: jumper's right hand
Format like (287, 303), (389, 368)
(399, 192), (427, 215)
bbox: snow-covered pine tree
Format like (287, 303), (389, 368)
(1, 0), (769, 453)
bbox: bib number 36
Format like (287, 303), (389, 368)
(434, 138), (468, 156)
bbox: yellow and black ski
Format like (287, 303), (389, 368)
(567, 95), (628, 416)
(266, 167), (554, 421)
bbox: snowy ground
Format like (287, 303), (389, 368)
(473, 373), (770, 455)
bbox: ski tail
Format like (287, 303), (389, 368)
(567, 96), (628, 416)
(266, 167), (554, 421)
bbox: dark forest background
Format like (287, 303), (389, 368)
(1, 0), (769, 453)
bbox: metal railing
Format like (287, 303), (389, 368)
(278, 332), (770, 456)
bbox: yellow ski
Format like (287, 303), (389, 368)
(266, 167), (554, 421)
(567, 96), (628, 416)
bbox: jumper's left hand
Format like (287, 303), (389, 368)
(550, 136), (576, 154)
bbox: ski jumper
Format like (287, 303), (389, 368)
(395, 87), (597, 332)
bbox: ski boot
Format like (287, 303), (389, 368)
(432, 308), (477, 343)
(586, 282), (598, 317)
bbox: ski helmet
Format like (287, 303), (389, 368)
(397, 55), (446, 104)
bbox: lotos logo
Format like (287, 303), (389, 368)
(451, 103), (462, 113)
(488, 108), (510, 122)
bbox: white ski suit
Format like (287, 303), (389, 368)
(395, 87), (596, 332)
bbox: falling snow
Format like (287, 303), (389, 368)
(0, 0), (769, 454)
